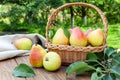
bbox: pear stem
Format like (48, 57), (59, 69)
(35, 41), (38, 46)
(35, 35), (38, 46)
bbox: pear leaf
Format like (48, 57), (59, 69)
(63, 28), (70, 38)
(102, 74), (116, 80)
(66, 61), (94, 76)
(91, 72), (100, 80)
(113, 56), (120, 64)
(48, 29), (54, 39)
(13, 63), (35, 77)
(110, 64), (120, 76)
(87, 52), (98, 60)
(91, 72), (105, 80)
(104, 47), (116, 58)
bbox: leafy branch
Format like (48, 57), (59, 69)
(66, 47), (120, 80)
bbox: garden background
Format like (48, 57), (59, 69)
(0, 0), (120, 48)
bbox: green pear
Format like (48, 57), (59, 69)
(29, 44), (47, 67)
(70, 27), (87, 46)
(14, 37), (32, 50)
(87, 29), (104, 46)
(52, 28), (69, 45)
(43, 52), (61, 71)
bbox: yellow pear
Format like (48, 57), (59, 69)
(52, 28), (69, 45)
(87, 29), (104, 46)
(14, 37), (32, 50)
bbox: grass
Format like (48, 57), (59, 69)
(107, 23), (120, 48)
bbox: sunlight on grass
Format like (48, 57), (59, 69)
(107, 24), (120, 48)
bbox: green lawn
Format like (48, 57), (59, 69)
(107, 23), (120, 48)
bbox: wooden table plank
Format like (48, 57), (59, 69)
(1, 49), (119, 80)
(0, 58), (26, 80)
(0, 56), (91, 80)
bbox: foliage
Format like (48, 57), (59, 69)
(66, 47), (120, 80)
(0, 0), (64, 36)
(0, 0), (120, 34)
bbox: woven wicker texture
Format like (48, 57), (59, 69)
(46, 2), (108, 65)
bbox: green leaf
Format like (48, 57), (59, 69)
(114, 0), (120, 4)
(115, 74), (120, 79)
(87, 52), (98, 60)
(48, 29), (54, 39)
(113, 56), (120, 64)
(110, 64), (120, 76)
(85, 60), (99, 63)
(91, 72), (106, 80)
(98, 0), (103, 5)
(104, 47), (116, 58)
(75, 66), (93, 75)
(91, 72), (101, 80)
(96, 67), (102, 73)
(13, 63), (35, 77)
(102, 74), (116, 80)
(63, 28), (70, 39)
(66, 61), (95, 76)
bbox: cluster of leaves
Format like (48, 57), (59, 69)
(66, 47), (120, 80)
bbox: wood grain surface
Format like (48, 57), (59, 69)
(0, 56), (90, 80)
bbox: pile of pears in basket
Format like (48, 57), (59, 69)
(52, 27), (104, 47)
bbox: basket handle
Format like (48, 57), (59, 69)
(46, 2), (108, 45)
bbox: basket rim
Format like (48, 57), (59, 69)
(46, 2), (108, 52)
(46, 42), (107, 53)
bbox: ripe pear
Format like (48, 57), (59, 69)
(52, 28), (69, 45)
(70, 27), (87, 46)
(29, 44), (47, 67)
(14, 37), (32, 50)
(87, 29), (104, 46)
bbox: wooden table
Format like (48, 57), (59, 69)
(0, 56), (90, 80)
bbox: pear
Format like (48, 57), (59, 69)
(14, 37), (32, 50)
(87, 29), (104, 46)
(70, 27), (87, 46)
(29, 44), (47, 67)
(52, 28), (69, 45)
(43, 52), (61, 71)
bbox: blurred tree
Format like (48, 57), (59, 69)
(0, 0), (119, 35)
(0, 0), (64, 35)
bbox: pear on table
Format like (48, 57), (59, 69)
(14, 37), (32, 50)
(29, 44), (47, 67)
(43, 52), (61, 71)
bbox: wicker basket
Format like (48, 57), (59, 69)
(46, 2), (108, 65)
